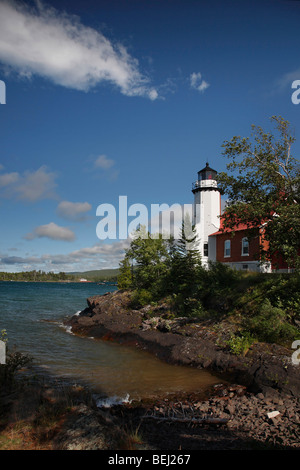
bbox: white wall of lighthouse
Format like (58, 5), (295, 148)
(192, 163), (221, 267)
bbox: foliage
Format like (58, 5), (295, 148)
(217, 115), (300, 270)
(242, 299), (299, 345)
(0, 350), (32, 386)
(167, 215), (203, 314)
(1, 329), (7, 344)
(266, 273), (300, 319)
(0, 335), (32, 388)
(226, 332), (256, 356)
(118, 257), (133, 290)
(227, 273), (300, 345)
(119, 225), (170, 301)
(196, 261), (241, 314)
(129, 289), (155, 309)
(119, 219), (205, 314)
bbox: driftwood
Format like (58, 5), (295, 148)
(142, 415), (229, 425)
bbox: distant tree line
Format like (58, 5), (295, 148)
(0, 269), (119, 283)
(0, 270), (76, 282)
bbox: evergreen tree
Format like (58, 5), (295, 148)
(117, 257), (133, 290)
(116, 219), (205, 315)
(168, 214), (203, 314)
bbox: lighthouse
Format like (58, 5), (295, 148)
(192, 163), (221, 267)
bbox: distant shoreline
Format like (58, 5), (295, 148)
(0, 279), (116, 284)
(0, 269), (119, 284)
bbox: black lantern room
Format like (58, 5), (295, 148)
(192, 162), (219, 193)
(198, 162), (217, 181)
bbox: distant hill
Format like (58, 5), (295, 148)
(69, 269), (120, 281)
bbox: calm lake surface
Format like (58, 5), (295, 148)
(0, 281), (221, 403)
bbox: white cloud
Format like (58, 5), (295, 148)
(275, 68), (300, 92)
(94, 154), (115, 170)
(65, 240), (129, 262)
(148, 89), (159, 101)
(0, 171), (19, 187)
(0, 0), (158, 100)
(0, 255), (40, 265)
(15, 166), (58, 201)
(25, 222), (75, 242)
(47, 239), (130, 271)
(93, 154), (119, 181)
(190, 72), (210, 93)
(0, 239), (129, 272)
(0, 165), (58, 201)
(57, 200), (92, 221)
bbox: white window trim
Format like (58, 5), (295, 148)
(241, 237), (249, 256)
(224, 239), (231, 258)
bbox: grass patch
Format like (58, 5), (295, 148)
(0, 368), (94, 450)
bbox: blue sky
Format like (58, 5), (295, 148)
(0, 0), (299, 273)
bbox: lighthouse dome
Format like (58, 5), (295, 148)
(198, 162), (217, 181)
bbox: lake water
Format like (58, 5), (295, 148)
(0, 281), (221, 403)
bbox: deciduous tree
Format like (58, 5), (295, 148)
(217, 115), (300, 269)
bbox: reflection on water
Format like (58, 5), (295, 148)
(0, 282), (221, 401)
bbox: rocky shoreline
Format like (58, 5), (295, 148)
(52, 382), (299, 450)
(66, 289), (300, 398)
(60, 289), (300, 450)
(105, 384), (300, 450)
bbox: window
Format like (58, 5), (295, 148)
(224, 240), (231, 257)
(203, 243), (208, 257)
(242, 237), (249, 256)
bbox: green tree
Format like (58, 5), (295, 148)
(217, 116), (300, 270)
(117, 257), (133, 290)
(124, 225), (170, 299)
(168, 214), (203, 314)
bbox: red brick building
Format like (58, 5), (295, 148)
(209, 217), (291, 272)
(209, 220), (268, 272)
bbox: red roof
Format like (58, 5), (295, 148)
(209, 217), (258, 237)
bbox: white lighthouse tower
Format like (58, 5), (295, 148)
(192, 163), (221, 267)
